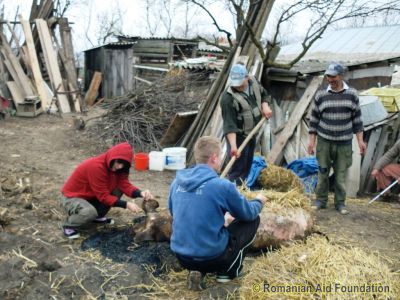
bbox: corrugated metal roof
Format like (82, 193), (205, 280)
(172, 57), (225, 71)
(277, 25), (400, 72)
(84, 41), (136, 52)
(114, 35), (198, 43)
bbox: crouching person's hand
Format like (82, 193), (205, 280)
(255, 194), (267, 206)
(141, 190), (153, 201)
(127, 202), (141, 213)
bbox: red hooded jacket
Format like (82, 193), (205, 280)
(61, 142), (139, 206)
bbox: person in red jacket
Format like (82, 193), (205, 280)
(61, 142), (153, 239)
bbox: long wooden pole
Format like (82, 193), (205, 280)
(220, 117), (267, 178)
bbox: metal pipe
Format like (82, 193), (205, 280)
(368, 180), (399, 205)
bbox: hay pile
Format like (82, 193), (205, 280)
(257, 164), (303, 192)
(240, 187), (312, 213)
(240, 236), (400, 300)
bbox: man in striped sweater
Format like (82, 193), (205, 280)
(307, 62), (367, 215)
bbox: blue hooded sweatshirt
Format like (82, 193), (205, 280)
(168, 164), (262, 260)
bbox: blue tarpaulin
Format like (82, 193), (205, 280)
(286, 157), (319, 193)
(246, 155), (267, 187)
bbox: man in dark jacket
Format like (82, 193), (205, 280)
(220, 63), (273, 184)
(61, 142), (153, 239)
(168, 136), (266, 290)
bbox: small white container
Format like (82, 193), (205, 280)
(149, 151), (166, 171)
(163, 147), (187, 170)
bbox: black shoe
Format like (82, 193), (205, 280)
(217, 265), (243, 283)
(92, 217), (115, 225)
(187, 271), (206, 290)
(63, 227), (80, 239)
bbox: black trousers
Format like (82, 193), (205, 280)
(226, 135), (256, 184)
(89, 189), (122, 217)
(176, 216), (260, 278)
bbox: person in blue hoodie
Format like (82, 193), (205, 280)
(168, 136), (266, 290)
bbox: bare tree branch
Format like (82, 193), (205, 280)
(145, 0), (159, 36)
(187, 0), (233, 47)
(196, 35), (231, 53)
(266, 0), (400, 69)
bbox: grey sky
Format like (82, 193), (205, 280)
(4, 0), (242, 53)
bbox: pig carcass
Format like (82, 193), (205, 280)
(133, 199), (172, 243)
(133, 199), (314, 249)
(250, 208), (314, 250)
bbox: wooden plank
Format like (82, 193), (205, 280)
(20, 15), (52, 110)
(6, 81), (25, 105)
(295, 124), (301, 159)
(359, 127), (382, 191)
(282, 127), (308, 163)
(300, 119), (311, 155)
(5, 21), (31, 74)
(85, 71), (102, 106)
(365, 125), (390, 193)
(260, 123), (271, 155)
(346, 135), (361, 197)
(35, 18), (71, 113)
(160, 111), (198, 147)
(268, 76), (323, 164)
(283, 140), (297, 164)
(3, 57), (22, 92)
(0, 33), (35, 96)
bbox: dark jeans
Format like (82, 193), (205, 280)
(176, 216), (260, 278)
(226, 135), (256, 184)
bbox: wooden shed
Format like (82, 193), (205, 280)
(84, 41), (135, 99)
(84, 37), (200, 98)
(131, 37), (198, 82)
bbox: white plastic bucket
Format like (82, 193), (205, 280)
(163, 147), (187, 170)
(149, 151), (166, 171)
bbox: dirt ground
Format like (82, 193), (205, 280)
(1, 112), (400, 300)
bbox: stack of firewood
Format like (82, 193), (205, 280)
(88, 73), (205, 152)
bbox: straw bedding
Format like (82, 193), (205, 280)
(240, 236), (400, 300)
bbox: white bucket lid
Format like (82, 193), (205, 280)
(162, 147), (187, 154)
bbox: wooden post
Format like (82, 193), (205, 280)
(268, 76), (323, 165)
(58, 18), (81, 112)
